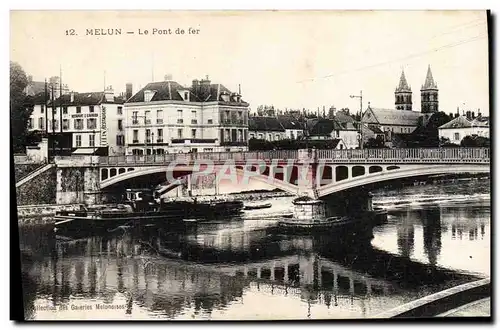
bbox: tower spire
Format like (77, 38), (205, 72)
(396, 69), (411, 92)
(422, 65), (437, 90)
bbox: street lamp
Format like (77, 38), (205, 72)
(350, 90), (363, 149)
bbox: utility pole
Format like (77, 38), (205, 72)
(350, 90), (363, 149)
(59, 67), (63, 155)
(51, 84), (55, 158)
(44, 79), (48, 137)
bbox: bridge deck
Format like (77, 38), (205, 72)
(94, 148), (490, 166)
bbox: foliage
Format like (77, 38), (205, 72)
(363, 136), (386, 148)
(460, 135), (490, 148)
(10, 61), (31, 153)
(407, 112), (453, 147)
(439, 137), (460, 148)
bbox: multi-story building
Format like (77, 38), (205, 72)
(277, 115), (304, 140)
(124, 76), (250, 154)
(27, 86), (125, 156)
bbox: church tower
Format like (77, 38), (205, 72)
(421, 65), (439, 113)
(395, 70), (413, 111)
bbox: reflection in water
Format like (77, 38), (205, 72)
(19, 180), (490, 320)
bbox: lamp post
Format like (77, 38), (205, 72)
(350, 90), (363, 149)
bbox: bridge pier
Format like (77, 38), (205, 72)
(56, 166), (101, 205)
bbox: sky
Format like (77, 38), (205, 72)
(10, 10), (489, 114)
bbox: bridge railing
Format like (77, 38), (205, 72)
(99, 150), (300, 166)
(316, 148), (490, 163)
(98, 148), (489, 166)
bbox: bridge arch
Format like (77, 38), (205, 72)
(317, 164), (489, 198)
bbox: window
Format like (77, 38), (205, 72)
(63, 106), (68, 114)
(27, 118), (33, 129)
(52, 119), (58, 130)
(89, 105), (95, 113)
(74, 119), (83, 130)
(116, 135), (125, 146)
(144, 90), (155, 102)
(89, 134), (95, 147)
(76, 106), (81, 114)
(191, 129), (197, 139)
(117, 106), (123, 115)
(38, 117), (44, 129)
(191, 110), (197, 124)
(87, 118), (97, 129)
(118, 119), (123, 130)
(133, 130), (139, 143)
(146, 129), (151, 143)
(454, 132), (460, 141)
(208, 119), (213, 124)
(145, 110), (151, 124)
(184, 91), (189, 100)
(62, 119), (69, 130)
(203, 148), (213, 152)
(177, 110), (183, 124)
(41, 105), (44, 114)
(75, 135), (82, 147)
(157, 110), (163, 124)
(225, 110), (230, 123)
(157, 129), (163, 142)
(156, 149), (165, 155)
(132, 111), (139, 124)
(177, 129), (183, 139)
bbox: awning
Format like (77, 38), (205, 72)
(72, 148), (98, 155)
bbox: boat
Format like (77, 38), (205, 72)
(243, 203), (272, 210)
(54, 188), (244, 232)
(278, 216), (353, 231)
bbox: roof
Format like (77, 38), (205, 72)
(395, 70), (411, 93)
(367, 124), (384, 134)
(471, 116), (489, 127)
(277, 115), (304, 129)
(334, 112), (355, 124)
(363, 107), (421, 126)
(438, 115), (472, 129)
(126, 79), (249, 105)
(421, 65), (438, 90)
(25, 92), (48, 105)
(307, 118), (341, 136)
(330, 139), (343, 148)
(54, 92), (124, 106)
(249, 116), (285, 132)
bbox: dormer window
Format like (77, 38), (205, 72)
(184, 91), (189, 101)
(144, 90), (155, 102)
(221, 92), (230, 102)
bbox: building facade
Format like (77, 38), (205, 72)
(248, 116), (286, 141)
(27, 86), (125, 156)
(124, 77), (249, 154)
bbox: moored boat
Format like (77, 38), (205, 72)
(243, 203), (272, 210)
(54, 189), (244, 232)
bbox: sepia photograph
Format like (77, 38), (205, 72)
(10, 9), (491, 321)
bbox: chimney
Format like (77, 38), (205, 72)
(200, 76), (211, 99)
(478, 108), (482, 117)
(472, 111), (475, 119)
(125, 83), (133, 99)
(70, 92), (75, 103)
(104, 85), (114, 102)
(164, 74), (173, 81)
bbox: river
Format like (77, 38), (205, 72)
(18, 178), (490, 320)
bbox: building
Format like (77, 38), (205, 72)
(124, 76), (249, 154)
(361, 105), (421, 136)
(248, 116), (286, 141)
(421, 65), (439, 114)
(27, 86), (126, 156)
(276, 115), (304, 140)
(438, 114), (489, 144)
(394, 70), (413, 111)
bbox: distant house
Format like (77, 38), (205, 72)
(277, 115), (304, 140)
(362, 124), (386, 145)
(306, 118), (346, 149)
(438, 115), (489, 144)
(248, 116), (286, 141)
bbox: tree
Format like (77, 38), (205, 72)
(10, 61), (31, 153)
(460, 135), (490, 148)
(363, 137), (386, 148)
